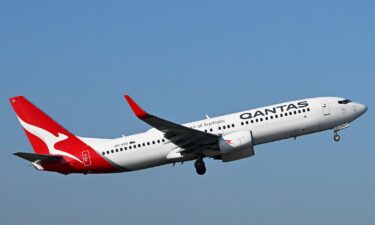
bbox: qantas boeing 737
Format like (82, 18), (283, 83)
(10, 95), (367, 175)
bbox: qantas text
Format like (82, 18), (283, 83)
(240, 101), (309, 119)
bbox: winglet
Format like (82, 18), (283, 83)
(124, 95), (149, 119)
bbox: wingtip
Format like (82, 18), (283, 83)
(13, 152), (24, 158)
(124, 95), (149, 119)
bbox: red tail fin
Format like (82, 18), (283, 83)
(10, 96), (119, 173)
(9, 96), (88, 165)
(10, 96), (76, 155)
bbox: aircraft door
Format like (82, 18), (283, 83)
(321, 101), (331, 116)
(82, 150), (92, 167)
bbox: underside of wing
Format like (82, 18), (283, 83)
(124, 95), (220, 155)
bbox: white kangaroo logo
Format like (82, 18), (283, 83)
(18, 117), (83, 163)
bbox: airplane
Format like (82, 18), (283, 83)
(9, 95), (367, 175)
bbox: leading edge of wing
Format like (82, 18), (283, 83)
(123, 95), (220, 153)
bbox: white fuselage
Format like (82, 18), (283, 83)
(81, 97), (366, 171)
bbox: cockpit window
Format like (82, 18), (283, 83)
(338, 99), (352, 104)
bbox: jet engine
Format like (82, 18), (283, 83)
(218, 131), (254, 162)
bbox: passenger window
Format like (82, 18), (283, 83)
(152, 141), (155, 144)
(129, 146), (132, 149)
(246, 121), (249, 124)
(307, 108), (310, 112)
(138, 144), (141, 147)
(298, 110), (301, 113)
(106, 151), (109, 154)
(157, 140), (160, 143)
(256, 119), (259, 122)
(280, 114), (283, 117)
(218, 127), (221, 130)
(120, 148), (123, 151)
(260, 118), (263, 122)
(210, 128), (213, 132)
(241, 122), (244, 126)
(232, 124), (235, 128)
(265, 117), (268, 120)
(289, 112), (293, 115)
(125, 147), (127, 150)
(111, 150), (114, 153)
(143, 143), (146, 146)
(102, 152), (105, 155)
(251, 120), (254, 123)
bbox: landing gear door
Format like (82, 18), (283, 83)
(321, 101), (331, 116)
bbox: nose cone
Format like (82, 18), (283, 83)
(362, 104), (368, 114)
(357, 103), (368, 116)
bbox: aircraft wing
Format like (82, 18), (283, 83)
(125, 95), (220, 154)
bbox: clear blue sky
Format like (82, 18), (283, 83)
(1, 1), (374, 225)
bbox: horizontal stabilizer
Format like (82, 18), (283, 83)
(13, 152), (62, 163)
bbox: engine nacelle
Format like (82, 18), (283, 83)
(218, 131), (254, 162)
